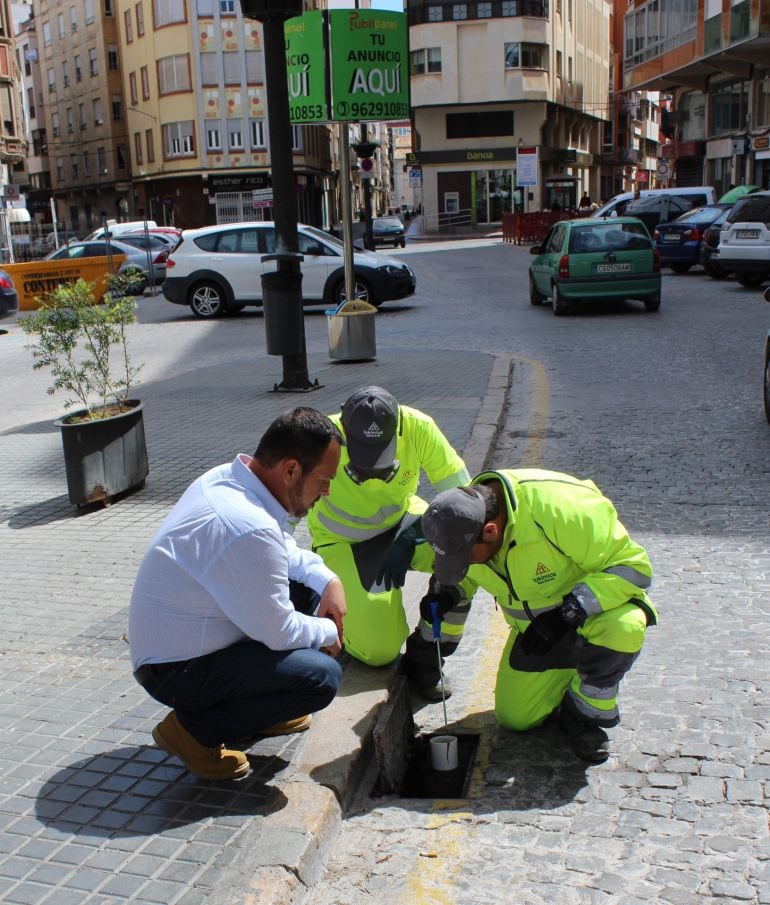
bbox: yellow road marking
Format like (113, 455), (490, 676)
(400, 354), (550, 904)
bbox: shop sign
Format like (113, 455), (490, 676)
(517, 147), (539, 187)
(752, 135), (769, 151)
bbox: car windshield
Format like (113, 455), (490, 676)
(374, 218), (402, 228)
(625, 195), (693, 215)
(303, 225), (343, 249)
(668, 206), (726, 225)
(726, 195), (770, 224)
(569, 222), (652, 252)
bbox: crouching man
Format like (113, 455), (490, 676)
(129, 407), (347, 780)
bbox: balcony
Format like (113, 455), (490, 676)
(599, 147), (641, 164)
(407, 0), (549, 25)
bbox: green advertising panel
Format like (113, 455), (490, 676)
(284, 10), (329, 124)
(328, 9), (409, 123)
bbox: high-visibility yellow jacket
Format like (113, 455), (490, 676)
(467, 469), (656, 627)
(307, 406), (469, 547)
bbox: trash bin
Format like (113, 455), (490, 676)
(261, 268), (304, 356)
(326, 298), (377, 361)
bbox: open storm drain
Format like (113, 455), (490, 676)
(372, 677), (479, 799)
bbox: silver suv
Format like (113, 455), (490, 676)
(717, 191), (770, 288)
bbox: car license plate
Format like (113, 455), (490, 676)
(594, 262), (632, 274)
(737, 230), (760, 239)
(662, 233), (681, 242)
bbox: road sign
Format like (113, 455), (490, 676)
(252, 188), (274, 209)
(1, 185), (20, 200)
(409, 168), (422, 188)
(656, 160), (671, 180)
(360, 157), (374, 181)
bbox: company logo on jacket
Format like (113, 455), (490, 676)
(533, 561), (557, 584)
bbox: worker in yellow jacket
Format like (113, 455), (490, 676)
(422, 469), (656, 763)
(307, 386), (473, 700)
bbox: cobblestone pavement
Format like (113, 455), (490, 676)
(309, 261), (770, 904)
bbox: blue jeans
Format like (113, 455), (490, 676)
(135, 585), (340, 747)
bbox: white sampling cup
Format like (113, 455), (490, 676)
(430, 734), (459, 771)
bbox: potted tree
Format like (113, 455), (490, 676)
(20, 272), (149, 507)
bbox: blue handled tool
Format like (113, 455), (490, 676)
(429, 600), (449, 731)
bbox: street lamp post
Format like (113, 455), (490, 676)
(240, 0), (318, 392)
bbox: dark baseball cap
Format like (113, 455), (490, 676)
(340, 386), (399, 470)
(423, 487), (487, 585)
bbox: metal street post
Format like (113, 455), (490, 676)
(240, 0), (318, 392)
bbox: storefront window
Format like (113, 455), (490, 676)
(473, 169), (514, 223)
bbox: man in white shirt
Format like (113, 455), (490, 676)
(129, 407), (347, 781)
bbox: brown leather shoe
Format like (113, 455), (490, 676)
(255, 714), (312, 737)
(152, 712), (250, 780)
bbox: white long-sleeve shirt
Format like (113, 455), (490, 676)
(129, 454), (339, 670)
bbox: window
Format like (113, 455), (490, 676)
(556, 50), (562, 76)
(504, 42), (547, 69)
(66, 107), (73, 132)
(134, 131), (143, 164)
(154, 0), (186, 27)
(709, 79), (749, 135)
(112, 94), (122, 120)
(26, 87), (34, 120)
(96, 146), (106, 172)
(453, 4), (468, 19)
(501, 1), (517, 13)
(108, 45), (119, 70)
(223, 52), (240, 84)
(756, 68), (770, 127)
(141, 66), (150, 99)
(245, 51), (260, 82)
(75, 55), (82, 82)
(124, 9), (133, 42)
(221, 0), (235, 11)
(89, 48), (98, 77)
(477, 2), (492, 15)
(250, 118), (265, 147)
(52, 111), (60, 137)
(58, 13), (65, 37)
(410, 48), (441, 75)
(117, 144), (128, 171)
(56, 158), (64, 182)
(47, 66), (55, 93)
(292, 125), (302, 151)
(93, 98), (103, 123)
(78, 102), (86, 129)
(42, 21), (51, 46)
(104, 0), (113, 15)
(158, 54), (191, 94)
(85, 0), (95, 23)
(70, 6), (78, 31)
(163, 120), (195, 157)
(62, 61), (69, 87)
(136, 2), (145, 35)
(206, 127), (221, 150)
(446, 110), (514, 139)
(228, 125), (243, 150)
(427, 6), (443, 21)
(71, 154), (78, 178)
(200, 53), (217, 85)
(146, 128), (155, 162)
(83, 151), (90, 175)
(129, 72), (138, 105)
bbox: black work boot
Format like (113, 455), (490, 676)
(558, 696), (610, 764)
(401, 660), (452, 702)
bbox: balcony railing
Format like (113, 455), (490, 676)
(408, 0), (549, 26)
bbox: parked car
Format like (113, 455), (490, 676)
(717, 191), (770, 288)
(163, 221), (417, 318)
(528, 217), (661, 316)
(30, 230), (80, 257)
(45, 239), (167, 292)
(372, 216), (406, 248)
(85, 222), (182, 244)
(594, 186), (717, 219)
(654, 203), (732, 273)
(0, 268), (19, 318)
(623, 193), (697, 235)
(700, 206), (735, 279)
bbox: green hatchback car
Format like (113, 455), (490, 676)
(528, 217), (662, 315)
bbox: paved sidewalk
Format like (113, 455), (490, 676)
(0, 319), (511, 905)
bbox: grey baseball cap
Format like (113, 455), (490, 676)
(423, 487), (487, 585)
(340, 386), (399, 470)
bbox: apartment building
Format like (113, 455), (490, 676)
(116, 0), (335, 229)
(32, 0), (129, 236)
(623, 0), (770, 194)
(0, 0), (25, 168)
(406, 0), (610, 223)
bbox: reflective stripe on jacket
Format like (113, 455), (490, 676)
(307, 406), (469, 547)
(467, 468), (656, 627)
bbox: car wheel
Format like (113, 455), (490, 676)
(644, 293), (661, 312)
(670, 263), (691, 274)
(736, 272), (767, 289)
(551, 283), (568, 316)
(189, 281), (227, 318)
(399, 238), (406, 248)
(332, 277), (374, 306)
(705, 265), (728, 280)
(765, 352), (770, 424)
(529, 274), (543, 305)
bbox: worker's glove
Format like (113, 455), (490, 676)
(418, 589), (457, 626)
(519, 594), (587, 656)
(376, 521), (422, 591)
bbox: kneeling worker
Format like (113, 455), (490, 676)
(129, 408), (347, 781)
(307, 386), (474, 700)
(422, 469), (657, 763)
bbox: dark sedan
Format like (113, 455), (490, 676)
(699, 206), (734, 279)
(0, 268), (19, 318)
(653, 204), (732, 273)
(372, 216), (406, 248)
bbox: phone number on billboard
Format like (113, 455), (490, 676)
(289, 104), (327, 121)
(335, 101), (409, 119)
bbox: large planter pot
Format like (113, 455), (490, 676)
(55, 400), (149, 507)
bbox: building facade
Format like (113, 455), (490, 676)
(623, 0), (770, 194)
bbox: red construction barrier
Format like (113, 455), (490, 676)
(509, 211), (573, 246)
(502, 213), (515, 243)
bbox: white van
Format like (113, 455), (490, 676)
(594, 187), (717, 219)
(85, 219), (159, 240)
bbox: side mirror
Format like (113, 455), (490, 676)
(529, 245), (542, 255)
